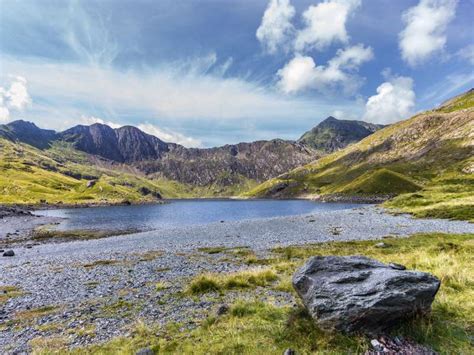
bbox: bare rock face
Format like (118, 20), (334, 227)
(292, 256), (440, 335)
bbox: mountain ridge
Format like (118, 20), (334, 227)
(244, 89), (474, 221)
(0, 116), (381, 188)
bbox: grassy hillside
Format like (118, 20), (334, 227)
(0, 138), (206, 205)
(244, 90), (474, 221)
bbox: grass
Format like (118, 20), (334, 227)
(0, 285), (23, 305)
(336, 168), (422, 195)
(187, 268), (278, 294)
(15, 305), (59, 321)
(155, 282), (169, 291)
(28, 233), (470, 354)
(82, 259), (120, 268)
(32, 228), (138, 242)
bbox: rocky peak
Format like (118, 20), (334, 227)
(0, 120), (57, 149)
(298, 116), (384, 152)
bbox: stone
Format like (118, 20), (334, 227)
(283, 348), (296, 355)
(3, 250), (15, 257)
(136, 348), (154, 355)
(86, 180), (97, 188)
(216, 304), (229, 316)
(292, 255), (440, 334)
(374, 242), (388, 248)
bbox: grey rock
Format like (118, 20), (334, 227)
(86, 180), (97, 188)
(292, 255), (440, 334)
(3, 250), (15, 257)
(136, 348), (154, 355)
(216, 304), (229, 316)
(374, 242), (388, 248)
(283, 348), (296, 355)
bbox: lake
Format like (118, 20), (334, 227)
(35, 199), (362, 232)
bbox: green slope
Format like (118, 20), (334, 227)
(0, 138), (204, 205)
(244, 89), (474, 221)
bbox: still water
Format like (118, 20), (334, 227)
(35, 199), (361, 231)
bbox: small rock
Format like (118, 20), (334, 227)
(389, 262), (406, 270)
(136, 348), (154, 355)
(2, 250), (15, 257)
(283, 349), (296, 355)
(216, 304), (229, 316)
(374, 242), (388, 248)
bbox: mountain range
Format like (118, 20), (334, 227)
(0, 116), (381, 190)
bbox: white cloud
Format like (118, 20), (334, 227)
(80, 115), (122, 129)
(457, 45), (474, 65)
(256, 0), (296, 54)
(294, 0), (361, 52)
(138, 123), (203, 148)
(363, 75), (416, 124)
(0, 76), (32, 122)
(399, 0), (458, 66)
(277, 44), (373, 94)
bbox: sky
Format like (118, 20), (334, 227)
(0, 0), (473, 147)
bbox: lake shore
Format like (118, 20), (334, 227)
(1, 206), (473, 353)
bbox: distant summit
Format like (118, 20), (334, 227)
(0, 120), (57, 149)
(298, 116), (384, 153)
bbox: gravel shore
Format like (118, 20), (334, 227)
(1, 206), (472, 353)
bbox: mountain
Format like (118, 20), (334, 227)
(298, 116), (384, 152)
(0, 115), (383, 203)
(0, 120), (57, 149)
(59, 124), (170, 162)
(245, 89), (474, 221)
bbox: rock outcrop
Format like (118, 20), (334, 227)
(292, 255), (440, 334)
(298, 116), (384, 152)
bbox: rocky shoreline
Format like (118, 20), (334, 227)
(1, 206), (473, 353)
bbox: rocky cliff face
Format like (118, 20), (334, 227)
(298, 116), (384, 152)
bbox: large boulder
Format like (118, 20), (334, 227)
(292, 255), (440, 334)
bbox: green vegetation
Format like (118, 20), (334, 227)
(0, 138), (258, 204)
(187, 268), (278, 294)
(32, 228), (138, 242)
(155, 282), (169, 291)
(436, 89), (474, 113)
(30, 233), (473, 354)
(335, 168), (422, 194)
(0, 285), (23, 305)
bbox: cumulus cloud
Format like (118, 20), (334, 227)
(277, 44), (373, 94)
(80, 115), (123, 129)
(294, 0), (361, 52)
(256, 0), (296, 54)
(363, 75), (416, 124)
(399, 0), (458, 66)
(138, 123), (203, 148)
(0, 76), (32, 122)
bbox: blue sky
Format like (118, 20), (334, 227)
(0, 0), (473, 147)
